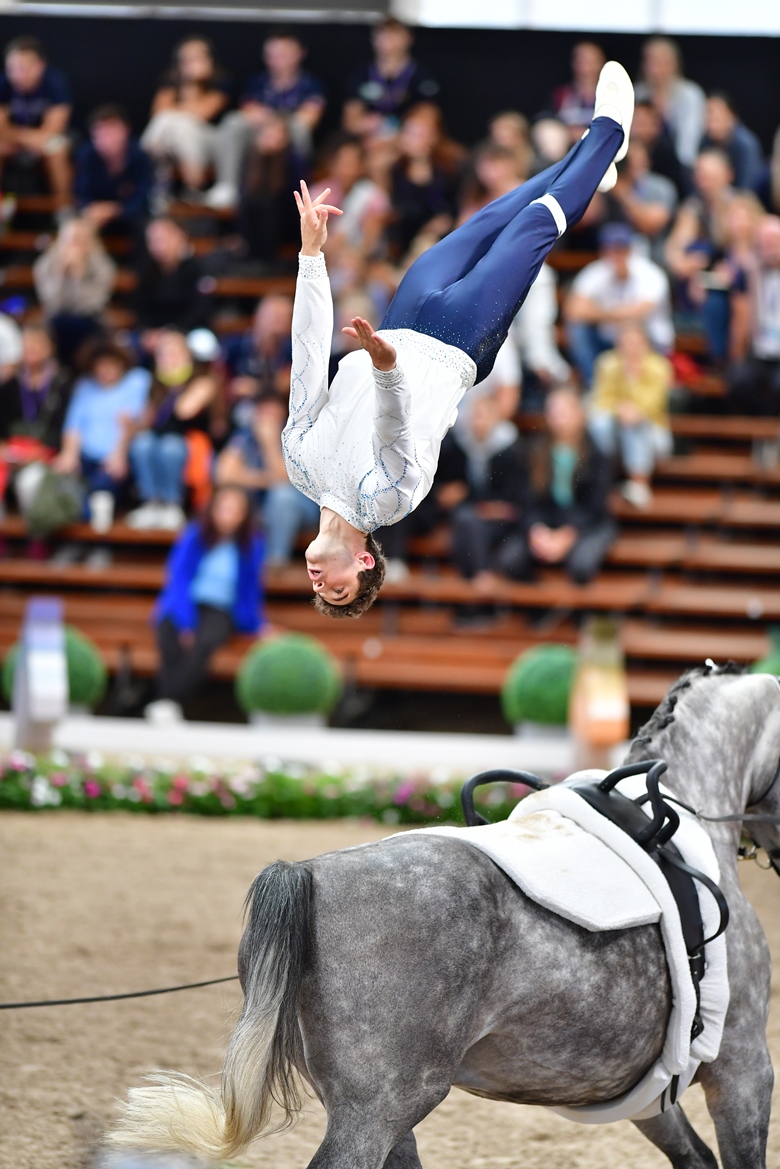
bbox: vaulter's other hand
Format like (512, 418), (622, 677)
(294, 180), (342, 256)
(342, 317), (397, 373)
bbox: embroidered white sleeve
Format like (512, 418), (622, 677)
(358, 364), (422, 529)
(282, 253), (333, 498)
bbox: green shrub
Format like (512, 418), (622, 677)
(751, 626), (780, 677)
(236, 633), (342, 716)
(2, 626), (107, 709)
(501, 644), (576, 727)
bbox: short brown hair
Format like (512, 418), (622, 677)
(313, 532), (386, 620)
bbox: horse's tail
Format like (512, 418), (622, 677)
(108, 860), (312, 1159)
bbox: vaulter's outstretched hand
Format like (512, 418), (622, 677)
(294, 180), (342, 257)
(342, 317), (397, 373)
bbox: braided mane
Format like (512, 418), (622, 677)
(628, 660), (744, 759)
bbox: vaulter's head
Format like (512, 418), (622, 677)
(306, 526), (386, 619)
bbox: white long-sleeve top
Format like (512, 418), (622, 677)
(283, 253), (476, 533)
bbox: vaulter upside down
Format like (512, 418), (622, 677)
(282, 61), (634, 618)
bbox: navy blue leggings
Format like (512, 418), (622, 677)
(381, 117), (623, 383)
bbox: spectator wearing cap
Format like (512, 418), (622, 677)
(699, 93), (767, 195)
(133, 217), (214, 354)
(205, 28), (325, 210)
(0, 36), (72, 209)
(565, 222), (674, 388)
(551, 41), (606, 143)
(588, 322), (674, 510)
(343, 18), (440, 142)
(215, 393), (319, 566)
(636, 37), (706, 169)
(127, 328), (219, 531)
(75, 105), (153, 235)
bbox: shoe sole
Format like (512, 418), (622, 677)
(595, 61), (634, 163)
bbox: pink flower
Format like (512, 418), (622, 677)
(393, 781), (416, 806)
(49, 773), (68, 787)
(172, 775), (189, 792)
(84, 780), (101, 799)
(168, 789), (184, 806)
(219, 793), (236, 810)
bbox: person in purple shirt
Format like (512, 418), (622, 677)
(343, 18), (440, 142)
(205, 28), (325, 209)
(0, 36), (72, 209)
(75, 105), (153, 236)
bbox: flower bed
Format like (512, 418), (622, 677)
(0, 750), (529, 826)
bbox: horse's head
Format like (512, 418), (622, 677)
(627, 664), (780, 872)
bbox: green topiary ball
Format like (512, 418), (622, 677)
(501, 644), (577, 727)
(236, 634), (342, 716)
(2, 626), (107, 709)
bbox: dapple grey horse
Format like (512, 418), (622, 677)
(110, 665), (780, 1168)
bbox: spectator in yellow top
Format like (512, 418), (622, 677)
(588, 322), (673, 509)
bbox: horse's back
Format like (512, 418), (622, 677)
(299, 834), (671, 1108)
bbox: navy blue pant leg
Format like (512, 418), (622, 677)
(382, 117), (624, 382)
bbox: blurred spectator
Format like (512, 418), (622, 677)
(451, 386), (527, 586)
(0, 36), (72, 209)
(636, 37), (706, 168)
(33, 216), (116, 362)
(128, 329), (218, 531)
(141, 36), (228, 195)
(699, 92), (766, 195)
(224, 295), (293, 421)
(0, 324), (70, 520)
(588, 322), (673, 509)
(697, 191), (764, 363)
(148, 484), (265, 724)
(551, 41), (606, 141)
(75, 105), (153, 234)
(565, 222), (674, 387)
(631, 99), (688, 198)
(53, 337), (151, 503)
(0, 311), (23, 381)
(727, 216), (780, 415)
(530, 116), (570, 173)
(239, 112), (306, 262)
(608, 141), (677, 262)
(389, 105), (462, 256)
(487, 111), (532, 180)
(134, 217), (213, 351)
(772, 127), (780, 214)
(665, 148), (735, 326)
(343, 18), (440, 141)
(513, 386), (615, 585)
(458, 143), (523, 224)
(510, 264), (571, 407)
(216, 393), (319, 566)
(312, 136), (390, 259)
(205, 28), (325, 210)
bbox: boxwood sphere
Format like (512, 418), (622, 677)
(501, 644), (577, 727)
(2, 625), (107, 709)
(236, 633), (342, 716)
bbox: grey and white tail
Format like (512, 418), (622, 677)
(107, 860), (312, 1160)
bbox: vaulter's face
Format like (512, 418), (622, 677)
(305, 535), (360, 606)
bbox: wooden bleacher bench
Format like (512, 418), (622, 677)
(0, 262), (296, 301)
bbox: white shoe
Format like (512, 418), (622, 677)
(158, 504), (187, 531)
(144, 699), (184, 726)
(598, 163), (618, 193)
(621, 479), (652, 509)
(126, 502), (162, 530)
(594, 61), (634, 163)
(384, 558), (410, 584)
(203, 182), (238, 210)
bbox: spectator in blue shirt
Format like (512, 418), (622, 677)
(205, 28), (325, 209)
(75, 105), (153, 236)
(343, 18), (440, 142)
(53, 337), (151, 501)
(0, 36), (72, 209)
(700, 93), (768, 196)
(147, 484), (265, 723)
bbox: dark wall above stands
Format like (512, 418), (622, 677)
(0, 15), (778, 150)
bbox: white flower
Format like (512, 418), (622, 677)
(188, 755), (215, 774)
(152, 756), (176, 774)
(381, 808), (400, 825)
(30, 777), (61, 807)
(85, 751), (104, 770)
(111, 785), (128, 800)
(48, 749), (69, 768)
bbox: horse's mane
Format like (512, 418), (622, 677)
(628, 660), (745, 760)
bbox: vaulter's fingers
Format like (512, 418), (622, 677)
(300, 179), (313, 210)
(312, 187), (331, 206)
(318, 204), (343, 215)
(341, 326), (359, 338)
(293, 190), (304, 213)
